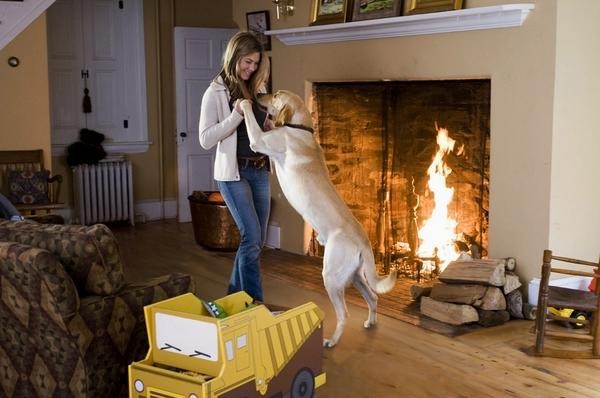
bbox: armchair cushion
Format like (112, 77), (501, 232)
(0, 221), (125, 296)
(0, 239), (195, 398)
(6, 170), (50, 205)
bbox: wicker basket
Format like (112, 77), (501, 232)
(189, 191), (240, 250)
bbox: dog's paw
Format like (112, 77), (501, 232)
(363, 319), (377, 329)
(323, 338), (336, 348)
(239, 99), (252, 111)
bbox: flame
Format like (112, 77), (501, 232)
(416, 126), (459, 270)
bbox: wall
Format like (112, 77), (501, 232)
(550, 1), (600, 262)
(231, 0), (566, 286)
(174, 0), (236, 28)
(0, 14), (51, 168)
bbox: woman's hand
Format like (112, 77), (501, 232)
(234, 99), (245, 116)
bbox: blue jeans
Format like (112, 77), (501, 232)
(217, 166), (270, 301)
(0, 193), (21, 220)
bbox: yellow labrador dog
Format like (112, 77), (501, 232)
(240, 90), (397, 348)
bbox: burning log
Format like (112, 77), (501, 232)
(439, 260), (506, 286)
(420, 296), (479, 325)
(429, 283), (487, 305)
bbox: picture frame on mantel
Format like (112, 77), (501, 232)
(351, 0), (402, 22)
(403, 0), (463, 16)
(246, 10), (271, 51)
(310, 0), (352, 26)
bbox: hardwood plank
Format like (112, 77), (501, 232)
(112, 221), (600, 398)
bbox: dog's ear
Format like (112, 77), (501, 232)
(274, 104), (293, 127)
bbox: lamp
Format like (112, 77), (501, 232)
(273, 0), (294, 19)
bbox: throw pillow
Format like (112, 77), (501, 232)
(7, 170), (50, 204)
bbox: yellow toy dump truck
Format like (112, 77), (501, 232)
(129, 291), (326, 398)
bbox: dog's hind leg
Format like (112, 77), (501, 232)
(322, 281), (347, 348)
(353, 270), (378, 329)
(321, 234), (356, 348)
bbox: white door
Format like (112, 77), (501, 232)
(175, 27), (237, 222)
(47, 0), (147, 154)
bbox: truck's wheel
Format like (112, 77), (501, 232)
(291, 368), (314, 398)
(570, 310), (588, 329)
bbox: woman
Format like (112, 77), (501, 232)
(198, 31), (271, 302)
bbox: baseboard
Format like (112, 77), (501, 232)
(51, 199), (178, 224)
(135, 199), (177, 222)
(266, 223), (281, 249)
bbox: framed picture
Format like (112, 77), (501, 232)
(351, 0), (402, 21)
(403, 0), (463, 16)
(310, 0), (352, 26)
(246, 10), (271, 51)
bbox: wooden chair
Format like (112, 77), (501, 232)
(533, 249), (600, 358)
(0, 149), (64, 215)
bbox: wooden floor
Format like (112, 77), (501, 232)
(113, 221), (600, 398)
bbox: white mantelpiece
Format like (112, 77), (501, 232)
(266, 3), (535, 45)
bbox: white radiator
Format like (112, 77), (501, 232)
(73, 160), (134, 225)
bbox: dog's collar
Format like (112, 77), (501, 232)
(284, 123), (314, 134)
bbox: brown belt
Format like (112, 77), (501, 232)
(237, 156), (268, 169)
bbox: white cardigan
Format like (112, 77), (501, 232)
(198, 76), (244, 181)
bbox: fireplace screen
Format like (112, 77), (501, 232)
(311, 80), (490, 280)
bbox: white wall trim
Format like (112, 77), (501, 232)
(55, 199), (177, 225)
(135, 199), (177, 222)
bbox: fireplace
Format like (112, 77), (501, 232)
(310, 79), (490, 280)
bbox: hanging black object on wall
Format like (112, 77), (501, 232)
(83, 88), (92, 113)
(81, 69), (92, 113)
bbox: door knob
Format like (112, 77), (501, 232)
(179, 132), (187, 138)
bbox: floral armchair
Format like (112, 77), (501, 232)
(0, 221), (195, 398)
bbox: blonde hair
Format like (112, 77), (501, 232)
(219, 31), (270, 100)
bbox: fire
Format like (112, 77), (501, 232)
(416, 125), (459, 270)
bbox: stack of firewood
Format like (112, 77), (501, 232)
(411, 257), (524, 327)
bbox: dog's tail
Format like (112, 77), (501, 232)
(362, 249), (397, 294)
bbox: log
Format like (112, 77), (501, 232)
(439, 260), (506, 286)
(410, 281), (434, 301)
(522, 302), (537, 320)
(479, 287), (506, 310)
(477, 309), (510, 327)
(430, 283), (487, 305)
(506, 289), (524, 319)
(476, 257), (517, 271)
(503, 272), (522, 295)
(505, 257), (517, 271)
(420, 296), (479, 325)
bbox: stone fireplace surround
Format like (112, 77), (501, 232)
(310, 79), (490, 275)
(231, 0), (600, 294)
